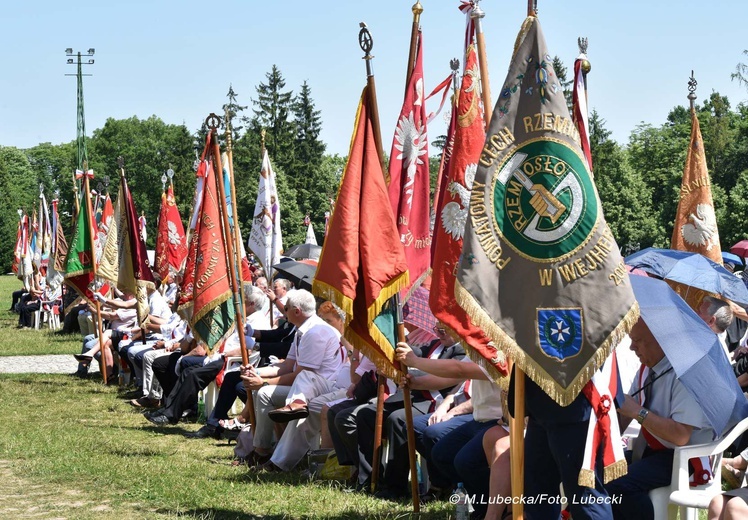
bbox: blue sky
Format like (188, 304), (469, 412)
(2, 1), (747, 159)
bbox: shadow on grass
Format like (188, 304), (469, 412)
(153, 507), (424, 520)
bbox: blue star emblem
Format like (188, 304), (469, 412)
(537, 309), (583, 361)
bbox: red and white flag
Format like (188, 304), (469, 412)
(154, 185), (187, 280)
(388, 31), (431, 299)
(247, 149), (282, 277)
(430, 43), (508, 380)
(572, 53), (592, 171)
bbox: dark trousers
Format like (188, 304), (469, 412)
(413, 412), (475, 490)
(433, 418), (496, 515)
(328, 399), (367, 468)
(11, 289), (25, 310)
(152, 352), (184, 399)
(524, 416), (613, 520)
(356, 397), (431, 494)
(19, 299), (40, 327)
(606, 449), (674, 520)
(206, 370), (247, 427)
(161, 358), (224, 421)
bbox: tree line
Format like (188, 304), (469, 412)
(0, 63), (746, 272)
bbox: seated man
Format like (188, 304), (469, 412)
(352, 324), (465, 498)
(144, 287), (259, 426)
(239, 289), (342, 469)
(605, 318), (714, 520)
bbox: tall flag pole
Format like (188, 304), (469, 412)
(430, 58), (460, 233)
(671, 72), (722, 265)
(99, 158), (156, 341)
(47, 194), (67, 291)
(431, 42), (509, 378)
(455, 12), (638, 518)
(313, 22), (419, 512)
(66, 166), (109, 383)
(224, 110), (252, 286)
(12, 210), (23, 276)
(223, 111), (257, 430)
(470, 0), (492, 128)
(403, 1), (423, 99)
(388, 13), (431, 299)
(572, 38), (593, 170)
(179, 128), (236, 355)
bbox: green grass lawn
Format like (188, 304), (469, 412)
(0, 275), (453, 518)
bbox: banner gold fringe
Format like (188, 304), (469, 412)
(603, 459), (628, 485)
(578, 468), (595, 489)
(312, 279), (354, 325)
(346, 327), (402, 381)
(455, 278), (640, 407)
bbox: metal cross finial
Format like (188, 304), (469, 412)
(117, 156), (125, 169)
(39, 183), (44, 196)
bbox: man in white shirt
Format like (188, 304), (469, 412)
(240, 289), (342, 470)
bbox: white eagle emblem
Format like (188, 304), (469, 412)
(681, 203), (718, 250)
(393, 111), (428, 208)
(440, 163), (477, 241)
(167, 221), (182, 246)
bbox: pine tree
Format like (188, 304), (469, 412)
(247, 65), (295, 176)
(552, 56), (573, 112)
(290, 81), (326, 219)
(222, 84), (247, 144)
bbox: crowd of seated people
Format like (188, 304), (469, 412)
(12, 258), (748, 520)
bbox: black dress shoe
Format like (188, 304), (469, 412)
(144, 408), (166, 419)
(185, 424), (222, 439)
(145, 412), (176, 426)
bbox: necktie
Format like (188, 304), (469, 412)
(643, 369), (656, 407)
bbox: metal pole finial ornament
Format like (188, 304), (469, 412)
(161, 173), (167, 191)
(412, 0), (423, 16)
(205, 113), (221, 131)
(471, 0), (485, 19)
(578, 37), (591, 73)
(359, 23), (374, 77)
(688, 70), (697, 111)
(167, 165), (174, 184)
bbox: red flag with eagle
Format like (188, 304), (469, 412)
(430, 43), (508, 380)
(388, 31), (431, 300)
(314, 85), (409, 379)
(154, 185), (187, 280)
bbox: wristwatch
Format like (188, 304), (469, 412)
(261, 381), (269, 388)
(636, 408), (650, 424)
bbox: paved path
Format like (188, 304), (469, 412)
(0, 355), (100, 374)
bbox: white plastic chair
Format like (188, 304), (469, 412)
(649, 416), (748, 520)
